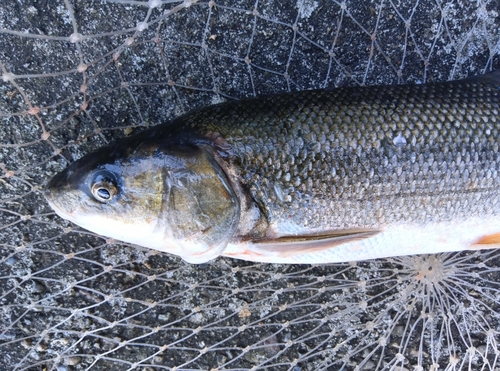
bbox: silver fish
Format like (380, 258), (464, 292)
(45, 71), (500, 264)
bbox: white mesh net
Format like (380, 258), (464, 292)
(1, 1), (499, 370)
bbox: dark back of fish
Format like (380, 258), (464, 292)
(151, 72), (500, 233)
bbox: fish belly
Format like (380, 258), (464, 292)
(223, 215), (500, 263)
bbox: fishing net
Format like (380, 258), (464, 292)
(1, 1), (499, 370)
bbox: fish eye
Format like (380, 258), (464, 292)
(90, 172), (119, 203)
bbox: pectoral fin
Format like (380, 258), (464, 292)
(224, 228), (380, 261)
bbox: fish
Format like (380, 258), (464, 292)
(45, 71), (500, 264)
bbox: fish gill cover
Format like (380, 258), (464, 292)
(0, 0), (499, 370)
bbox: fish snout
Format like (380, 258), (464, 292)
(44, 168), (80, 217)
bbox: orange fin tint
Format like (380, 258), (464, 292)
(474, 232), (500, 245)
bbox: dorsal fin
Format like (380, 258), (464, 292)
(465, 70), (500, 88)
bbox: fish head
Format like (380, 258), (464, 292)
(45, 135), (240, 263)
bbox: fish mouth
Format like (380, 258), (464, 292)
(44, 168), (79, 219)
(44, 172), (63, 208)
(44, 186), (75, 220)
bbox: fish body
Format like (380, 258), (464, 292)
(45, 72), (500, 263)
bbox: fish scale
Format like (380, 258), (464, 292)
(174, 76), (500, 231)
(45, 72), (500, 263)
